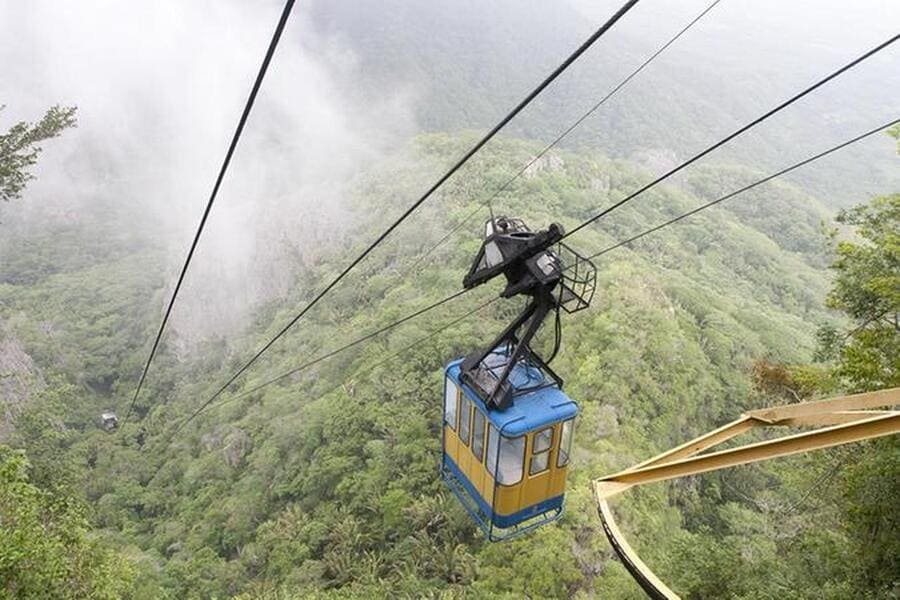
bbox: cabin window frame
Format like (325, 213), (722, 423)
(557, 419), (574, 467)
(486, 425), (525, 486)
(472, 408), (486, 461)
(459, 397), (472, 447)
(444, 379), (459, 431)
(529, 426), (553, 476)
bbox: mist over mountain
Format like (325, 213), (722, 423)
(306, 0), (900, 202)
(1, 1), (898, 598)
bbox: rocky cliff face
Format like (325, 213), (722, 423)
(0, 327), (44, 442)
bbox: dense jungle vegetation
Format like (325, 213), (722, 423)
(2, 3), (899, 596)
(2, 104), (898, 598)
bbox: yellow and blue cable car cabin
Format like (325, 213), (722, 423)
(440, 216), (595, 541)
(441, 352), (577, 540)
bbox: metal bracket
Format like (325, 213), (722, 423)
(459, 216), (596, 409)
(593, 387), (900, 599)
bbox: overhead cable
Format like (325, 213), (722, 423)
(562, 33), (900, 242)
(121, 0), (297, 425)
(584, 117), (900, 259)
(407, 0), (723, 273)
(191, 0), (642, 416)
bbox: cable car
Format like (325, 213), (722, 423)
(99, 411), (118, 432)
(441, 216), (595, 540)
(442, 351), (578, 539)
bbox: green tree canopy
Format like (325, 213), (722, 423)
(814, 123), (900, 393)
(0, 445), (135, 600)
(808, 129), (900, 597)
(822, 195), (900, 389)
(0, 104), (76, 203)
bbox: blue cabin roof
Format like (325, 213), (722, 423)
(445, 356), (578, 437)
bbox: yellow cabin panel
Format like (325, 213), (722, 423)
(471, 456), (486, 498)
(521, 471), (552, 506)
(548, 464), (568, 496)
(446, 425), (470, 474)
(446, 422), (496, 506)
(446, 417), (573, 518)
(444, 425), (459, 459)
(459, 442), (471, 474)
(493, 484), (520, 515)
(477, 464), (491, 500)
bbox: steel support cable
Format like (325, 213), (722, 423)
(407, 0), (723, 274)
(146, 293), (496, 479)
(210, 117), (899, 421)
(561, 33), (900, 243)
(171, 288), (475, 433)
(121, 0), (297, 426)
(189, 0), (641, 418)
(584, 117), (900, 260)
(206, 295), (501, 417)
(164, 117), (898, 437)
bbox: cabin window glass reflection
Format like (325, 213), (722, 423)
(472, 410), (486, 461)
(557, 420), (574, 467)
(533, 427), (552, 453)
(444, 380), (458, 430)
(530, 451), (549, 475)
(529, 427), (552, 476)
(459, 397), (472, 446)
(487, 425), (524, 485)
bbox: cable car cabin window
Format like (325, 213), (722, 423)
(459, 397), (472, 446)
(533, 427), (552, 453)
(472, 409), (486, 461)
(486, 425), (525, 485)
(558, 419), (574, 467)
(529, 427), (553, 476)
(444, 381), (458, 430)
(530, 451), (549, 475)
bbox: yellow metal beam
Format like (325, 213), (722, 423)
(594, 486), (680, 600)
(592, 387), (900, 599)
(624, 416), (757, 471)
(622, 389), (900, 474)
(594, 480), (633, 500)
(597, 412), (899, 497)
(745, 387), (899, 423)
(775, 410), (897, 428)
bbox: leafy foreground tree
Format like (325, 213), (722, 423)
(804, 130), (900, 598)
(0, 104), (76, 203)
(818, 190), (900, 596)
(664, 134), (900, 600)
(0, 445), (135, 600)
(817, 194), (900, 389)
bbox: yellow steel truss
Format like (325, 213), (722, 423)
(592, 387), (900, 599)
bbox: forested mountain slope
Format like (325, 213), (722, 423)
(301, 0), (900, 206)
(5, 128), (892, 598)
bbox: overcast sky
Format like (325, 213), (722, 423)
(2, 0), (897, 342)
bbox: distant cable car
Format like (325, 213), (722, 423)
(441, 216), (595, 540)
(99, 411), (119, 432)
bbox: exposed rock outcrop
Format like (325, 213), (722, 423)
(201, 425), (253, 468)
(0, 328), (44, 442)
(523, 152), (565, 178)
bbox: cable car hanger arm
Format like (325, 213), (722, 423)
(459, 217), (593, 409)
